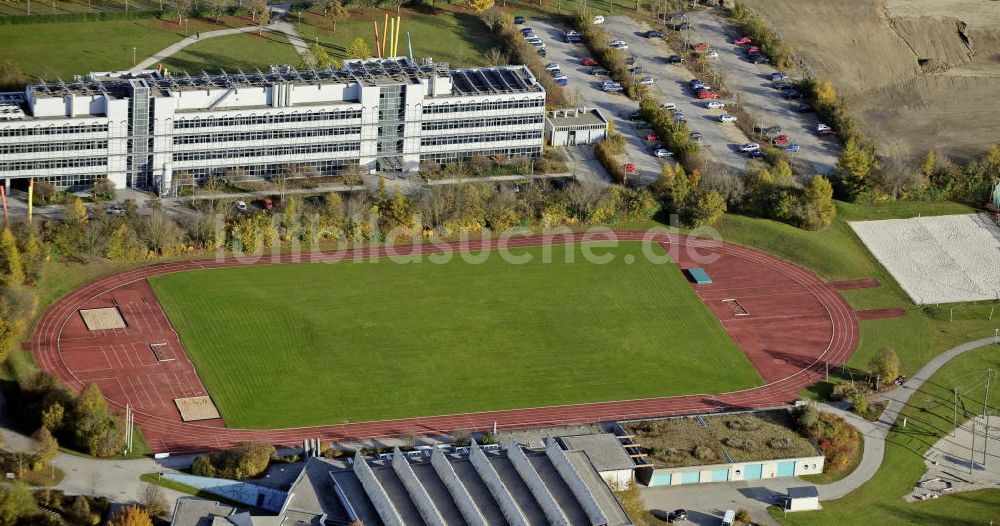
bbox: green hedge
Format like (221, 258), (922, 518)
(0, 9), (161, 25)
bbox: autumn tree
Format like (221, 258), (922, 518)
(138, 484), (169, 518)
(173, 0), (193, 22)
(0, 482), (35, 526)
(41, 402), (65, 431)
(106, 223), (144, 261)
(921, 150), (936, 179)
(467, 0), (494, 13)
(868, 347), (900, 389)
(346, 37), (372, 59)
(690, 190), (727, 227)
(836, 135), (879, 198)
(108, 506), (153, 526)
(804, 176), (835, 229)
(210, 0), (229, 23)
(33, 426), (59, 465)
(0, 227), (25, 285)
(329, 1), (348, 32)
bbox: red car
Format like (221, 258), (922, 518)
(747, 45), (761, 54)
(582, 57), (598, 66)
(694, 42), (710, 51)
(734, 36), (752, 45)
(696, 89), (719, 99)
(772, 134), (790, 145)
(624, 163), (637, 173)
(262, 198), (273, 210)
(645, 133), (660, 141)
(818, 129), (838, 137)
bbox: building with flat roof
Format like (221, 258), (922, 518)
(0, 58), (545, 192)
(558, 434), (636, 489)
(544, 107), (607, 146)
(170, 499), (253, 526)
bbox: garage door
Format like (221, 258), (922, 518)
(651, 473), (672, 486)
(711, 468), (729, 482)
(744, 463), (763, 480)
(777, 461), (796, 477)
(680, 471), (700, 484)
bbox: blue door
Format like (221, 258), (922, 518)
(680, 471), (700, 484)
(711, 468), (729, 482)
(777, 461), (796, 477)
(651, 473), (672, 486)
(744, 463), (763, 480)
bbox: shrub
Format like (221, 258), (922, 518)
(723, 438), (758, 451)
(693, 445), (717, 461)
(191, 442), (275, 480)
(767, 437), (793, 449)
(725, 418), (762, 431)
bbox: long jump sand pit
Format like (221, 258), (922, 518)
(79, 307), (127, 331)
(851, 214), (1000, 304)
(174, 396), (222, 422)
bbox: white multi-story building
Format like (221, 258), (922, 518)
(0, 58), (546, 193)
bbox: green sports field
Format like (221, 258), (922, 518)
(149, 241), (762, 429)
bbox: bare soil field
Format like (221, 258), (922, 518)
(744, 0), (1000, 159)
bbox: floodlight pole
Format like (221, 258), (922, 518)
(984, 369), (992, 466)
(954, 387), (959, 437)
(133, 47), (137, 67)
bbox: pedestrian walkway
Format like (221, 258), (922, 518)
(813, 336), (998, 500)
(131, 4), (309, 73)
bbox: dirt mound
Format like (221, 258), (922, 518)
(745, 0), (1000, 158)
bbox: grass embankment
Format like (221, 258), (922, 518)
(149, 241), (763, 428)
(161, 31), (301, 73)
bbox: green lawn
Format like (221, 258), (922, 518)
(770, 343), (1000, 526)
(161, 31), (302, 74)
(0, 17), (250, 79)
(148, 241), (762, 429)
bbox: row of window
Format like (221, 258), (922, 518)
(423, 98), (545, 114)
(421, 130), (542, 147)
(173, 126), (362, 145)
(420, 146), (541, 165)
(0, 140), (108, 155)
(180, 159), (354, 179)
(422, 115), (544, 131)
(0, 157), (107, 172)
(0, 123), (109, 137)
(173, 110), (363, 129)
(39, 172), (102, 190)
(172, 142), (361, 162)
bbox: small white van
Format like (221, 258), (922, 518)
(721, 510), (736, 526)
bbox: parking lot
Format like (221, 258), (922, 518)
(601, 16), (753, 174)
(528, 18), (668, 186)
(684, 10), (841, 174)
(641, 478), (801, 526)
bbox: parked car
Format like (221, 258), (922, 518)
(755, 124), (782, 135)
(556, 77), (568, 86)
(521, 28), (534, 36)
(722, 510), (736, 526)
(649, 142), (666, 151)
(774, 82), (794, 91)
(750, 54), (769, 64)
(593, 15), (605, 24)
(644, 30), (663, 38)
(628, 65), (645, 74)
(747, 45), (760, 54)
(636, 120), (652, 129)
(706, 50), (720, 59)
(610, 40), (628, 50)
(795, 103), (815, 113)
(235, 200), (248, 212)
(645, 132), (660, 141)
(772, 134), (790, 145)
(718, 114), (737, 123)
(582, 57), (598, 66)
(690, 131), (703, 141)
(590, 67), (609, 75)
(660, 101), (677, 110)
(818, 128), (837, 137)
(748, 149), (766, 159)
(668, 509), (688, 523)
(783, 90), (802, 100)
(674, 114), (688, 123)
(817, 123), (832, 132)
(550, 72), (567, 81)
(674, 22), (691, 30)
(623, 162), (636, 172)
(739, 142), (761, 152)
(537, 48), (547, 57)
(653, 148), (673, 158)
(786, 143), (801, 153)
(734, 36), (752, 45)
(602, 81), (623, 92)
(545, 63), (560, 71)
(694, 42), (710, 51)
(696, 89), (719, 99)
(667, 55), (685, 64)
(639, 76), (654, 86)
(106, 204), (124, 215)
(706, 100), (725, 109)
(771, 72), (789, 82)
(627, 111), (643, 121)
(565, 29), (580, 37)
(513, 15), (525, 24)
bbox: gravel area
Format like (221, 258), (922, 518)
(850, 213), (1000, 304)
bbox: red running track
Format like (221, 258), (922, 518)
(30, 233), (858, 454)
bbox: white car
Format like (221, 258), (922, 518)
(602, 81), (624, 92)
(654, 149), (673, 158)
(718, 114), (737, 123)
(594, 15), (605, 24)
(739, 142), (761, 152)
(235, 200), (248, 212)
(660, 102), (676, 110)
(706, 100), (725, 109)
(817, 123), (832, 132)
(545, 63), (560, 71)
(639, 76), (654, 86)
(610, 40), (628, 50)
(706, 51), (719, 59)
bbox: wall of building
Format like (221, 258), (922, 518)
(639, 455), (825, 487)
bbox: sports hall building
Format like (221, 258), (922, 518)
(0, 58), (546, 192)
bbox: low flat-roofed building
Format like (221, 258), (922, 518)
(544, 107), (608, 146)
(559, 434), (636, 489)
(170, 499), (253, 526)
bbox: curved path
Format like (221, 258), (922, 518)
(815, 336), (998, 500)
(30, 233), (859, 453)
